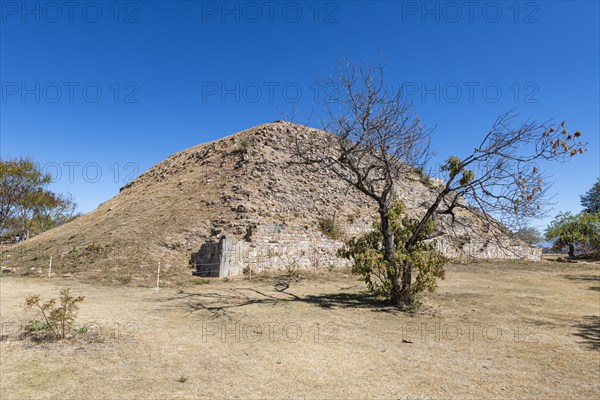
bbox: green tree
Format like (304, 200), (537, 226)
(340, 200), (446, 304)
(545, 212), (600, 257)
(1, 157), (77, 239)
(514, 226), (544, 245)
(295, 61), (587, 307)
(580, 178), (600, 214)
(15, 190), (78, 238)
(0, 157), (51, 233)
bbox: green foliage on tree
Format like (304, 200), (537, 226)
(1, 157), (77, 239)
(545, 212), (600, 257)
(580, 178), (600, 214)
(514, 226), (544, 245)
(296, 61), (586, 307)
(340, 200), (446, 302)
(1, 157), (50, 232)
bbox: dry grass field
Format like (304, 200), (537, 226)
(1, 260), (599, 399)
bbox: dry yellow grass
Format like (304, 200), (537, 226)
(1, 261), (599, 399)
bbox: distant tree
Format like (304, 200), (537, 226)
(545, 212), (600, 257)
(15, 191), (78, 237)
(580, 178), (600, 214)
(514, 226), (544, 245)
(1, 157), (51, 233)
(1, 157), (77, 239)
(295, 60), (587, 307)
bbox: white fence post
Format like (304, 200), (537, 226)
(156, 261), (161, 289)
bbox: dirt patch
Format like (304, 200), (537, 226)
(1, 261), (599, 399)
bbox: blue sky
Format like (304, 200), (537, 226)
(1, 0), (598, 230)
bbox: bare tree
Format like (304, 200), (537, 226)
(294, 61), (586, 307)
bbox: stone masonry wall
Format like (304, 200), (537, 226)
(195, 223), (352, 278)
(195, 221), (541, 278)
(432, 238), (541, 261)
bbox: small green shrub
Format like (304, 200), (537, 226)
(178, 376), (189, 383)
(85, 243), (103, 253)
(319, 218), (344, 240)
(26, 320), (49, 332)
(347, 212), (361, 224)
(192, 278), (210, 285)
(452, 234), (471, 247)
(116, 275), (132, 285)
(67, 246), (80, 258)
(239, 138), (253, 153)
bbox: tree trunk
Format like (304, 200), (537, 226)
(379, 206), (411, 307)
(568, 243), (575, 258)
(399, 262), (412, 305)
(390, 279), (402, 306)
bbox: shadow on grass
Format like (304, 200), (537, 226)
(563, 274), (600, 293)
(562, 274), (600, 282)
(573, 316), (600, 351)
(300, 292), (391, 310)
(157, 282), (399, 319)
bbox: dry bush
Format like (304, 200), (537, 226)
(24, 288), (84, 340)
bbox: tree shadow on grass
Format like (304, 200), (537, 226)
(562, 274), (600, 282)
(300, 292), (393, 310)
(157, 284), (399, 319)
(563, 274), (600, 293)
(573, 316), (600, 351)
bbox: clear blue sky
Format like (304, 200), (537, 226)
(1, 0), (598, 230)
